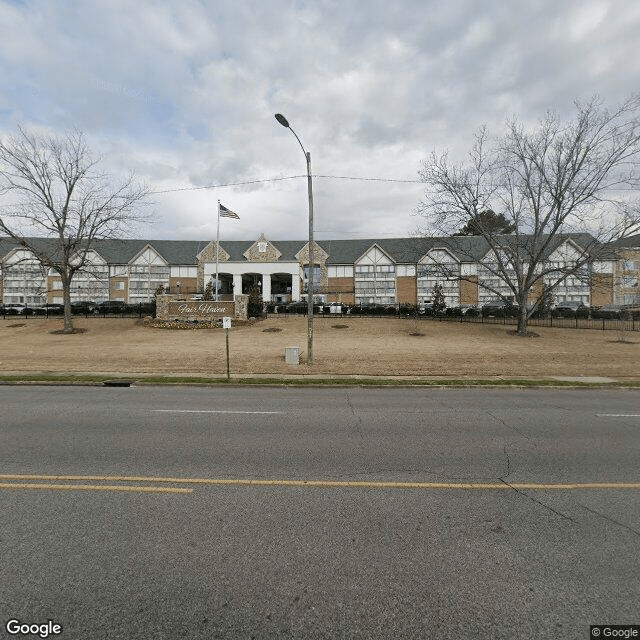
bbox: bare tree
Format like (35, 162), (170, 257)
(417, 96), (640, 335)
(0, 127), (149, 332)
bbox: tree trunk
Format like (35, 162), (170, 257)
(62, 275), (74, 333)
(517, 304), (528, 336)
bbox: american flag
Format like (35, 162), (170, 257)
(219, 203), (240, 219)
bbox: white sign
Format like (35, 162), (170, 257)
(222, 316), (231, 329)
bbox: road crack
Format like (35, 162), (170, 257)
(345, 390), (364, 439)
(578, 503), (640, 538)
(498, 478), (578, 524)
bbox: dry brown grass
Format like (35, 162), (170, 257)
(1, 315), (639, 380)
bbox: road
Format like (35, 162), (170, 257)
(1, 385), (639, 639)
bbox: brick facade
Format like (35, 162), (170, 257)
(460, 276), (479, 305)
(591, 273), (614, 307)
(169, 277), (197, 295)
(326, 277), (355, 305)
(110, 276), (128, 300)
(396, 276), (417, 305)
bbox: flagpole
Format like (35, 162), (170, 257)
(215, 200), (220, 302)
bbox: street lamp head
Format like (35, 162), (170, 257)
(274, 113), (290, 128)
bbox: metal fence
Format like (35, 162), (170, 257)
(429, 313), (639, 332)
(0, 304), (156, 320)
(270, 307), (640, 332)
(4, 304), (638, 333)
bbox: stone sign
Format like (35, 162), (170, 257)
(156, 294), (248, 321)
(168, 300), (234, 318)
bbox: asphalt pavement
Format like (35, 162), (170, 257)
(1, 386), (639, 639)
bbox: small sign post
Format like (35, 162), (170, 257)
(222, 317), (231, 380)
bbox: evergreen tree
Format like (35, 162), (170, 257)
(248, 282), (263, 317)
(454, 210), (516, 236)
(432, 282), (446, 314)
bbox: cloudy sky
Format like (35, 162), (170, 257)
(1, 0), (639, 242)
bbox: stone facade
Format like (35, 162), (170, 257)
(197, 241), (230, 291)
(243, 234), (282, 262)
(296, 241), (329, 291)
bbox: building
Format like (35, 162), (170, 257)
(0, 232), (633, 308)
(610, 234), (640, 306)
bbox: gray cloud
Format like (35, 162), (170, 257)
(0, 0), (638, 240)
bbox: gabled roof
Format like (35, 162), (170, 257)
(610, 233), (640, 249)
(0, 233), (608, 265)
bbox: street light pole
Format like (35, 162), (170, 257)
(275, 113), (315, 364)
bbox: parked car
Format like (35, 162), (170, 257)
(592, 304), (640, 320)
(134, 301), (156, 315)
(591, 304), (624, 319)
(19, 305), (38, 315)
(552, 301), (589, 318)
(446, 304), (479, 317)
(71, 300), (97, 315)
(93, 300), (128, 314)
(42, 303), (65, 315)
(284, 301), (308, 314)
(350, 304), (395, 316)
(327, 303), (350, 314)
(2, 303), (26, 315)
(22, 304), (64, 316)
(397, 304), (418, 316)
(481, 299), (517, 317)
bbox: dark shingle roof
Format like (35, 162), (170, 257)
(0, 233), (609, 265)
(610, 233), (640, 249)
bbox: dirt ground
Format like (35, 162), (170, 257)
(1, 315), (639, 380)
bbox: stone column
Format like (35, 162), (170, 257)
(291, 270), (301, 301)
(261, 273), (271, 302)
(233, 274), (243, 297)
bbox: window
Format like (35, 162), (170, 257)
(328, 266), (353, 278)
(303, 266), (322, 292)
(114, 281), (125, 290)
(258, 242), (267, 253)
(418, 253), (460, 307)
(354, 251), (396, 304)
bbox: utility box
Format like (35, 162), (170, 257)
(284, 346), (300, 365)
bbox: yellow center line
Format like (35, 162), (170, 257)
(1, 474), (640, 490)
(0, 482), (192, 494)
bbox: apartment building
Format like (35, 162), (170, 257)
(0, 232), (633, 308)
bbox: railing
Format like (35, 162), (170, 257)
(266, 305), (640, 332)
(0, 303), (157, 319)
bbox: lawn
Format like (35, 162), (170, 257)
(0, 316), (638, 380)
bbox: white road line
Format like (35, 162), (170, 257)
(152, 409), (283, 414)
(596, 414), (640, 417)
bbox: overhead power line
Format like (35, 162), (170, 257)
(149, 174), (422, 195)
